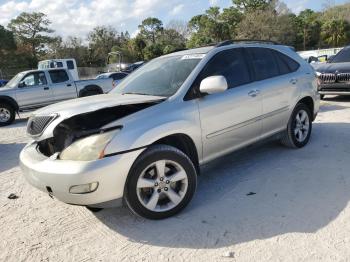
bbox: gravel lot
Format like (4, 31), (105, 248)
(1, 97), (350, 262)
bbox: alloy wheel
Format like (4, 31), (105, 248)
(136, 160), (188, 212)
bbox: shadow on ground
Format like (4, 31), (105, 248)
(0, 143), (26, 172)
(94, 122), (350, 249)
(324, 95), (350, 102)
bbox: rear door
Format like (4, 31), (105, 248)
(196, 48), (263, 162)
(15, 71), (53, 108)
(48, 69), (77, 101)
(246, 47), (300, 137)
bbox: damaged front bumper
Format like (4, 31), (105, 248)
(20, 141), (145, 207)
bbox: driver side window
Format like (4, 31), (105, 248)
(20, 72), (47, 87)
(186, 48), (252, 99)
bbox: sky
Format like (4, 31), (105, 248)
(0, 0), (348, 39)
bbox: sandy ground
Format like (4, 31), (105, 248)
(1, 97), (350, 262)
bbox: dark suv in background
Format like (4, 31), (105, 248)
(314, 46), (350, 99)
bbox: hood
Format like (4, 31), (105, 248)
(34, 93), (165, 119)
(313, 62), (350, 73)
(30, 93), (165, 142)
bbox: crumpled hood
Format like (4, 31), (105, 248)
(31, 93), (165, 141)
(313, 62), (350, 73)
(34, 93), (165, 119)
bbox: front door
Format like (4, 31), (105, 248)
(195, 48), (263, 163)
(16, 71), (53, 108)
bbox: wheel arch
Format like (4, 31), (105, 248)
(79, 85), (103, 97)
(150, 133), (200, 175)
(0, 96), (19, 111)
(297, 96), (314, 119)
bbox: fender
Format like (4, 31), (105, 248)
(78, 85), (103, 97)
(0, 96), (19, 111)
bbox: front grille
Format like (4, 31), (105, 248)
(319, 73), (336, 83)
(319, 72), (350, 84)
(337, 73), (350, 83)
(27, 115), (56, 136)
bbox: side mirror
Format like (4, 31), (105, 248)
(18, 82), (26, 88)
(199, 75), (228, 95)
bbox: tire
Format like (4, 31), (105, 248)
(320, 94), (325, 100)
(80, 90), (101, 97)
(85, 206), (104, 213)
(0, 103), (15, 126)
(280, 103), (312, 148)
(124, 145), (197, 220)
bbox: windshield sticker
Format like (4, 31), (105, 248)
(181, 54), (206, 60)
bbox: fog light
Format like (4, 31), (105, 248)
(69, 182), (99, 194)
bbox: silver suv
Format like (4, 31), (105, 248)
(20, 41), (320, 219)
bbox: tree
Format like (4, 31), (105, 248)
(8, 12), (54, 60)
(321, 19), (350, 47)
(187, 7), (237, 48)
(138, 18), (163, 44)
(0, 25), (16, 51)
(297, 9), (321, 50)
(236, 8), (297, 46)
(87, 26), (118, 66)
(232, 0), (272, 12)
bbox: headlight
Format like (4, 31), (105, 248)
(59, 129), (120, 161)
(316, 71), (321, 77)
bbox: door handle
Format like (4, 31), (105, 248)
(290, 78), (298, 85)
(67, 83), (72, 87)
(44, 87), (49, 90)
(248, 89), (260, 97)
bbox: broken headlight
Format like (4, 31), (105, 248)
(59, 129), (120, 161)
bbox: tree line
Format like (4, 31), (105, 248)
(1, 0), (350, 71)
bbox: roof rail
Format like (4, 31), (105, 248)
(215, 39), (281, 47)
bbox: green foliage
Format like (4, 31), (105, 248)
(232, 0), (272, 12)
(8, 12), (54, 61)
(3, 2), (350, 72)
(138, 17), (163, 44)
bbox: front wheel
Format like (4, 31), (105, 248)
(280, 103), (312, 148)
(0, 104), (15, 126)
(124, 145), (197, 220)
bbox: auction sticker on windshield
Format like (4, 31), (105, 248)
(181, 54), (206, 60)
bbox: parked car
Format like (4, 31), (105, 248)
(314, 45), (350, 99)
(96, 71), (128, 87)
(0, 68), (113, 126)
(20, 41), (319, 219)
(0, 79), (8, 87)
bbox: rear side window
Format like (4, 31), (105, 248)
(67, 60), (75, 70)
(56, 62), (63, 68)
(197, 48), (251, 89)
(49, 70), (69, 83)
(248, 48), (279, 81)
(273, 50), (300, 73)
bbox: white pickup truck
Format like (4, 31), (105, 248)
(0, 68), (114, 126)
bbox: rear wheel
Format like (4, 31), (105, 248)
(0, 104), (15, 126)
(281, 103), (312, 148)
(125, 145), (197, 220)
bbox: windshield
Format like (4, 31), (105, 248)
(329, 47), (350, 63)
(5, 72), (25, 88)
(111, 55), (203, 97)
